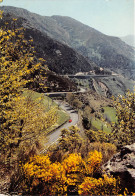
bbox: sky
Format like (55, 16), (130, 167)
(0, 0), (134, 37)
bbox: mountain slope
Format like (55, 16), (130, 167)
(24, 27), (96, 74)
(1, 6), (134, 79)
(0, 6), (134, 96)
(0, 9), (97, 75)
(51, 15), (135, 78)
(120, 35), (135, 47)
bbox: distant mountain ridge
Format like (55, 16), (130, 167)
(51, 15), (135, 78)
(0, 6), (134, 79)
(120, 35), (135, 48)
(0, 7), (97, 75)
(0, 6), (134, 96)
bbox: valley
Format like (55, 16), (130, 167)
(1, 6), (135, 78)
(0, 6), (134, 97)
(0, 4), (135, 195)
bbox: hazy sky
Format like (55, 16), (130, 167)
(0, 0), (134, 37)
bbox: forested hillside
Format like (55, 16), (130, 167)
(1, 6), (135, 79)
(0, 7), (135, 196)
(0, 6), (134, 97)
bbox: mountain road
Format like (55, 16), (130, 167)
(41, 101), (79, 151)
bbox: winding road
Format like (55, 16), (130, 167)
(44, 87), (86, 96)
(40, 101), (79, 153)
(48, 101), (78, 143)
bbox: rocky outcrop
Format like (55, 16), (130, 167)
(102, 143), (135, 193)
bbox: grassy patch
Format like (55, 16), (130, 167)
(57, 110), (69, 126)
(90, 107), (117, 134)
(23, 89), (69, 132)
(23, 89), (57, 108)
(91, 118), (112, 134)
(103, 107), (117, 123)
(47, 110), (69, 134)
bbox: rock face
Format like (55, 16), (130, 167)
(102, 143), (135, 193)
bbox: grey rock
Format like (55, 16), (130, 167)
(102, 143), (135, 193)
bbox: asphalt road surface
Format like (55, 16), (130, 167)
(44, 87), (86, 96)
(45, 101), (78, 148)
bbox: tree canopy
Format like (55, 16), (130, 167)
(110, 90), (135, 147)
(0, 15), (57, 163)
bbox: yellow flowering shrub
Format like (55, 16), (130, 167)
(88, 142), (117, 163)
(78, 174), (120, 195)
(0, 14), (57, 166)
(86, 150), (102, 175)
(62, 153), (87, 186)
(23, 152), (122, 195)
(23, 155), (67, 195)
(111, 90), (135, 147)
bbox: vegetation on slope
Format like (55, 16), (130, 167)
(0, 10), (97, 75)
(1, 6), (135, 79)
(0, 12), (57, 192)
(22, 150), (120, 195)
(110, 90), (135, 147)
(1, 7), (134, 96)
(23, 90), (69, 134)
(0, 7), (135, 196)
